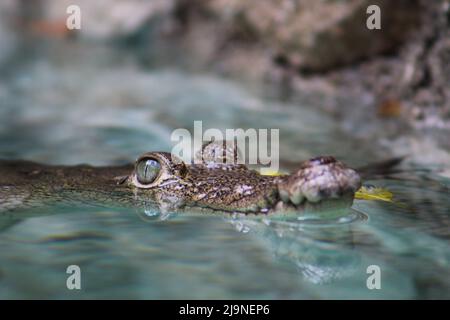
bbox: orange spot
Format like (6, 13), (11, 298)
(377, 99), (402, 118)
(29, 20), (74, 38)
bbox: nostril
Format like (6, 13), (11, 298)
(309, 156), (336, 165)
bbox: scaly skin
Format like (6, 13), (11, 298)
(0, 142), (361, 215)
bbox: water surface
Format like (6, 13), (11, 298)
(0, 42), (449, 299)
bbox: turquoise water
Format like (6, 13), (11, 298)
(0, 42), (449, 299)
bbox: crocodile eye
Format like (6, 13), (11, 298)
(136, 158), (161, 184)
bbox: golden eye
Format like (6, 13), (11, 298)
(136, 158), (161, 184)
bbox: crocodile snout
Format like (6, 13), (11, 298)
(277, 156), (361, 206)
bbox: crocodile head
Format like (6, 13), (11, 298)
(128, 141), (361, 214)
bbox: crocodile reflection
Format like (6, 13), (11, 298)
(228, 214), (366, 284)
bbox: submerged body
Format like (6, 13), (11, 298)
(0, 142), (361, 215)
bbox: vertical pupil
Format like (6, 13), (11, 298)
(137, 159), (160, 184)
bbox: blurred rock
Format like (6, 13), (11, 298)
(201, 0), (420, 72)
(1, 0), (448, 129)
(167, 0), (449, 129)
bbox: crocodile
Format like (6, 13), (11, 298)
(0, 141), (361, 215)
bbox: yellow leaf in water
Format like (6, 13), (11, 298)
(261, 170), (286, 176)
(355, 186), (394, 202)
